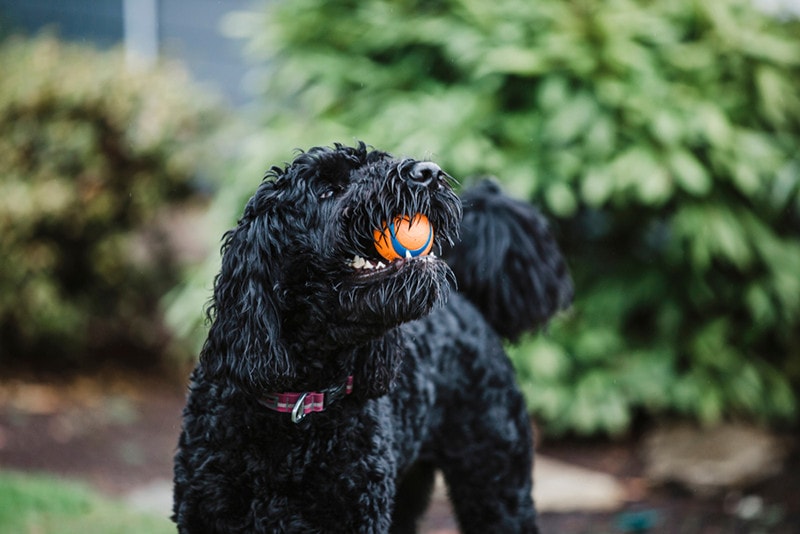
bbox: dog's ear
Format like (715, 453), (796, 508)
(199, 182), (294, 393)
(443, 180), (573, 341)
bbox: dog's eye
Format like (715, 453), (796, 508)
(319, 185), (343, 200)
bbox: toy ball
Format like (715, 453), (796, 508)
(373, 214), (434, 261)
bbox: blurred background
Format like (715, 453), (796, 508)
(0, 0), (799, 532)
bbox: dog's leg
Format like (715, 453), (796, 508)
(389, 460), (436, 534)
(440, 398), (539, 533)
(435, 348), (540, 534)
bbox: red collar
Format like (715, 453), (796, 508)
(260, 376), (354, 423)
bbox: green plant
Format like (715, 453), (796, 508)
(178, 0), (800, 435)
(0, 34), (225, 369)
(0, 471), (174, 533)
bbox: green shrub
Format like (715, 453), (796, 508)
(0, 34), (225, 370)
(178, 0), (800, 434)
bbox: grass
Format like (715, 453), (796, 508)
(0, 471), (174, 534)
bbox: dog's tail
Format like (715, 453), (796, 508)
(443, 180), (573, 341)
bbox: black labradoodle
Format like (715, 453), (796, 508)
(173, 142), (572, 533)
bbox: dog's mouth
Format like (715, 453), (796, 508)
(345, 210), (442, 280)
(346, 253), (439, 279)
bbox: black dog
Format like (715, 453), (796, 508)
(173, 142), (572, 533)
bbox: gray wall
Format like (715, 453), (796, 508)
(0, 0), (256, 105)
(0, 0), (123, 46)
(158, 0), (253, 104)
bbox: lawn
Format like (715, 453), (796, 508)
(0, 471), (174, 534)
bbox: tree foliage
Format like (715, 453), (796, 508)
(196, 0), (800, 434)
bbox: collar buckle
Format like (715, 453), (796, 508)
(290, 392), (309, 423)
(260, 376), (354, 423)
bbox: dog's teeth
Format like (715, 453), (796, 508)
(405, 250), (412, 259)
(349, 254), (391, 271)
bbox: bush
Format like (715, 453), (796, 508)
(0, 34), (226, 370)
(189, 0), (800, 435)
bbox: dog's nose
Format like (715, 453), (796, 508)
(408, 162), (441, 187)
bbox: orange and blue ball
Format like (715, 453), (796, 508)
(373, 214), (434, 262)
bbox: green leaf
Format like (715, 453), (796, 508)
(544, 182), (577, 217)
(650, 109), (684, 147)
(744, 284), (775, 325)
(690, 104), (732, 148)
(537, 76), (570, 110)
(607, 147), (673, 205)
(583, 113), (617, 158)
(727, 362), (765, 412)
(763, 368), (797, 419)
(479, 46), (547, 76)
(574, 328), (622, 363)
(730, 161), (761, 196)
(580, 167), (614, 207)
(545, 92), (598, 145)
(698, 384), (724, 425)
(668, 150), (711, 196)
(755, 65), (792, 127)
(636, 165), (672, 206)
(530, 341), (571, 380)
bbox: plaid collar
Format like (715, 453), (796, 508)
(260, 376), (354, 423)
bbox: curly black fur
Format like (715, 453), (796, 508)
(442, 180), (574, 341)
(173, 142), (572, 533)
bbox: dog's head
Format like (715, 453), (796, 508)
(200, 142), (461, 396)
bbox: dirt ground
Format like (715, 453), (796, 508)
(0, 372), (797, 534)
